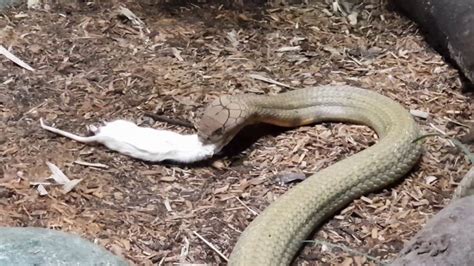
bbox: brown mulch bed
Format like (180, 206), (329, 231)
(0, 0), (472, 265)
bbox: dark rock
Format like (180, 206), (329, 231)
(0, 227), (129, 266)
(390, 0), (474, 85)
(389, 195), (474, 266)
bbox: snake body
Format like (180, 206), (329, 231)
(197, 85), (422, 265)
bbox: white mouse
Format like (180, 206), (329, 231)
(40, 118), (218, 163)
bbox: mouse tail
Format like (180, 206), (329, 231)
(40, 118), (97, 143)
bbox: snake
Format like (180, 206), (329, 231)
(196, 85), (422, 265)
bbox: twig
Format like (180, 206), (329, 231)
(235, 197), (259, 215)
(179, 236), (190, 262)
(0, 45), (35, 71)
(248, 74), (293, 89)
(429, 123), (447, 136)
(74, 160), (110, 169)
(453, 167), (474, 199)
(302, 239), (384, 265)
(145, 113), (195, 129)
(444, 117), (471, 128)
(193, 231), (228, 262)
(157, 256), (166, 266)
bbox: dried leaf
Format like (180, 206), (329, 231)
(118, 6), (145, 27)
(46, 162), (70, 185)
(62, 178), (83, 194)
(226, 30), (239, 48)
(0, 45), (34, 71)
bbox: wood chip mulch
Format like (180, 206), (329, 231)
(0, 0), (472, 265)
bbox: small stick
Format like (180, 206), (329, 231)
(444, 117), (471, 128)
(74, 160), (109, 169)
(0, 45), (35, 71)
(145, 113), (195, 129)
(193, 231), (229, 262)
(248, 73), (293, 89)
(235, 197), (259, 216)
(429, 123), (447, 136)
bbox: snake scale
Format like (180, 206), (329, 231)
(196, 85), (422, 265)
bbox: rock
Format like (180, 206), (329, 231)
(0, 227), (129, 266)
(389, 195), (474, 266)
(0, 0), (20, 9)
(389, 0), (474, 85)
(453, 167), (474, 199)
(460, 124), (474, 144)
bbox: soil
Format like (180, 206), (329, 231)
(0, 0), (472, 265)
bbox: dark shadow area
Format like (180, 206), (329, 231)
(219, 123), (288, 156)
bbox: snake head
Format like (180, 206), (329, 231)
(197, 96), (251, 147)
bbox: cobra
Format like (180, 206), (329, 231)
(196, 85), (422, 265)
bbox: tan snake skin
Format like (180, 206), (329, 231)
(197, 85), (422, 265)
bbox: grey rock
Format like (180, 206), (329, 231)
(0, 0), (21, 9)
(0, 227), (129, 266)
(389, 195), (474, 266)
(453, 167), (474, 199)
(390, 0), (474, 86)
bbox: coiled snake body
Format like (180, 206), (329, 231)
(197, 85), (422, 265)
